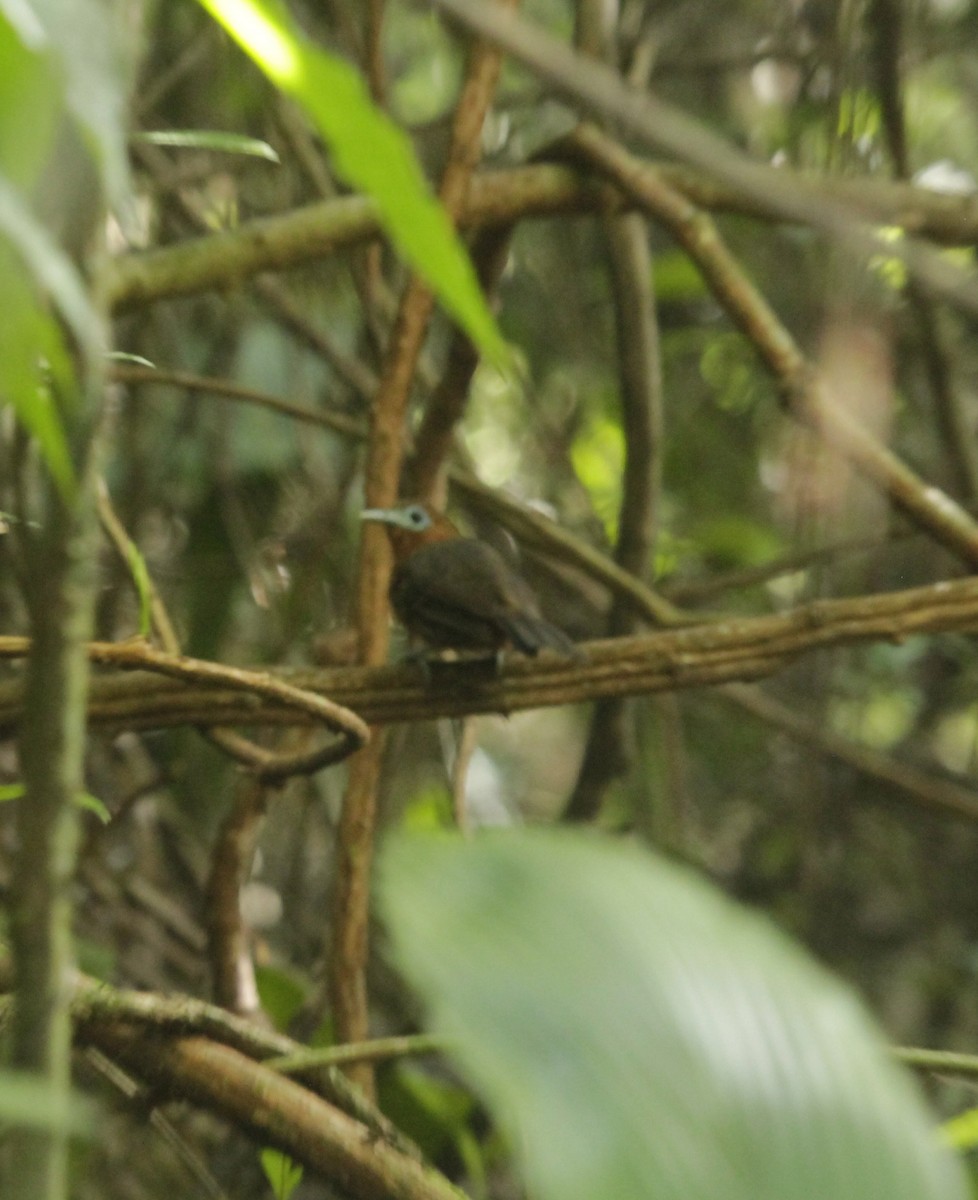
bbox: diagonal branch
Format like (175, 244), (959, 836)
(563, 124), (978, 570)
(426, 0), (978, 317)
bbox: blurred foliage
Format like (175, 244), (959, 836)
(4, 0), (978, 1195)
(381, 829), (968, 1200)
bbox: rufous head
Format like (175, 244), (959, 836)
(360, 502), (459, 563)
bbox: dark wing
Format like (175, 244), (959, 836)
(391, 538), (574, 654)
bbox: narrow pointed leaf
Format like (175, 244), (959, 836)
(196, 0), (505, 360)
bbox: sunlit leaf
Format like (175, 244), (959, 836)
(943, 1106), (978, 1152)
(76, 791), (111, 823)
(196, 0), (505, 361)
(0, 9), (60, 188)
(259, 1148), (303, 1200)
(0, 783), (112, 823)
(123, 538), (153, 638)
(381, 830), (967, 1200)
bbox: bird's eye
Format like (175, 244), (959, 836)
(406, 506), (428, 528)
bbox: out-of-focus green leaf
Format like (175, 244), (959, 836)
(0, 784), (112, 823)
(123, 539), (153, 637)
(0, 1070), (92, 1134)
(29, 0), (131, 207)
(0, 175), (103, 362)
(943, 1106), (978, 1151)
(570, 414), (624, 539)
(260, 1148), (303, 1200)
(255, 963), (307, 1031)
(0, 248), (76, 498)
(133, 129), (280, 162)
(378, 1062), (478, 1165)
(76, 791), (111, 823)
(196, 0), (505, 361)
(653, 249), (709, 302)
(380, 829), (967, 1200)
(700, 332), (763, 414)
(0, 10), (60, 188)
(692, 514), (784, 569)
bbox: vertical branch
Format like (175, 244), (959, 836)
(5, 99), (113, 1194)
(565, 209), (663, 820)
(867, 0), (978, 501)
(366, 0), (388, 108)
(206, 780), (268, 1017)
(329, 0), (518, 1095)
(566, 0), (665, 822)
(10, 380), (107, 1200)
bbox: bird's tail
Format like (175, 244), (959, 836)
(502, 613), (582, 659)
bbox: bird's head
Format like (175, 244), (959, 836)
(360, 502), (459, 562)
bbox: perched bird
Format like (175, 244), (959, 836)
(361, 502), (579, 657)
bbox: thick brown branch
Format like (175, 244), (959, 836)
(80, 1023), (467, 1200)
(4, 576), (978, 737)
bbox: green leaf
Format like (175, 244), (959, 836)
(76, 791), (111, 824)
(255, 964), (307, 1032)
(0, 783), (112, 823)
(0, 175), (103, 363)
(133, 129), (280, 162)
(28, 0), (132, 208)
(380, 830), (967, 1200)
(0, 1070), (92, 1135)
(943, 1106), (978, 1152)
(259, 1148), (303, 1200)
(0, 248), (76, 499)
(195, 0), (505, 361)
(0, 9), (61, 189)
(378, 1063), (478, 1165)
(123, 539), (153, 638)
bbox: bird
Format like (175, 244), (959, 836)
(360, 502), (579, 658)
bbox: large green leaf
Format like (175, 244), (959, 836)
(0, 9), (60, 188)
(27, 0), (131, 207)
(0, 247), (76, 497)
(196, 0), (505, 361)
(380, 830), (966, 1200)
(0, 177), (108, 497)
(0, 0), (125, 495)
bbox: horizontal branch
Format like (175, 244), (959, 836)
(3, 576), (978, 733)
(105, 164), (978, 312)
